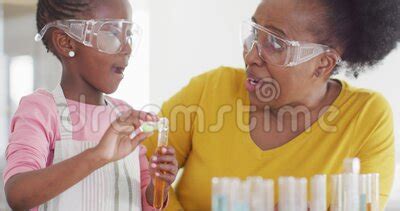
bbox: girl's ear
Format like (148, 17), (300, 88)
(51, 29), (77, 58)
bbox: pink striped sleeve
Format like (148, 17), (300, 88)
(3, 90), (58, 185)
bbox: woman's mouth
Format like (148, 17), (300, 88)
(246, 77), (261, 92)
(248, 78), (260, 86)
(245, 70), (262, 92)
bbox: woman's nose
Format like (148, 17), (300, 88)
(244, 41), (264, 67)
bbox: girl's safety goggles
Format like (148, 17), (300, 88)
(35, 19), (142, 55)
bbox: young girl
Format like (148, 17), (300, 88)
(3, 0), (178, 210)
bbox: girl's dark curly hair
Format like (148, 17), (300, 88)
(36, 0), (95, 53)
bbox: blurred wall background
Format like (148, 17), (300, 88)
(0, 0), (399, 210)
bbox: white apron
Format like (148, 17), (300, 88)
(39, 85), (142, 211)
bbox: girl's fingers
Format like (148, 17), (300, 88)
(148, 112), (159, 121)
(130, 109), (155, 122)
(130, 132), (153, 146)
(114, 110), (140, 129)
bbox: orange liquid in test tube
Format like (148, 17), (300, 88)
(153, 118), (169, 210)
(154, 146), (167, 209)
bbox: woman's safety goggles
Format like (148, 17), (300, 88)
(241, 20), (341, 67)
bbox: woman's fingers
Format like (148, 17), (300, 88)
(153, 172), (176, 185)
(150, 163), (178, 175)
(156, 146), (176, 156)
(114, 109), (159, 131)
(150, 155), (178, 166)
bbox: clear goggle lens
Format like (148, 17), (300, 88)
(241, 21), (290, 66)
(96, 21), (141, 54)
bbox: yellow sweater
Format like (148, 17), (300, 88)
(144, 66), (394, 211)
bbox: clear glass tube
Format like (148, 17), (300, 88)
(343, 173), (360, 211)
(330, 174), (343, 211)
(279, 177), (296, 211)
(370, 174), (379, 211)
(295, 178), (307, 211)
(264, 179), (274, 211)
(212, 177), (229, 211)
(153, 118), (169, 210)
(360, 174), (368, 211)
(310, 175), (326, 211)
(247, 177), (264, 211)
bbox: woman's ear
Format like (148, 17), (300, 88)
(314, 52), (340, 79)
(51, 29), (77, 59)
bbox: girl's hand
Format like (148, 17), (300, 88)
(94, 109), (158, 164)
(150, 146), (179, 190)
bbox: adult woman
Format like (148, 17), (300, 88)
(144, 0), (400, 210)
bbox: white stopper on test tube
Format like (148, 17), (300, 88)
(310, 174), (327, 211)
(344, 157), (360, 174)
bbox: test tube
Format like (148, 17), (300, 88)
(212, 177), (229, 211)
(236, 181), (251, 211)
(343, 173), (360, 211)
(370, 174), (379, 211)
(246, 177), (264, 211)
(295, 178), (307, 211)
(228, 178), (242, 211)
(264, 179), (274, 211)
(330, 174), (343, 211)
(310, 175), (327, 211)
(153, 118), (169, 210)
(359, 174), (368, 211)
(279, 177), (296, 211)
(245, 177), (274, 211)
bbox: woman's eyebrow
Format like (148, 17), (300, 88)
(251, 16), (288, 38)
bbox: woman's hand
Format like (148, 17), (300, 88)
(93, 109), (158, 164)
(150, 146), (179, 190)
